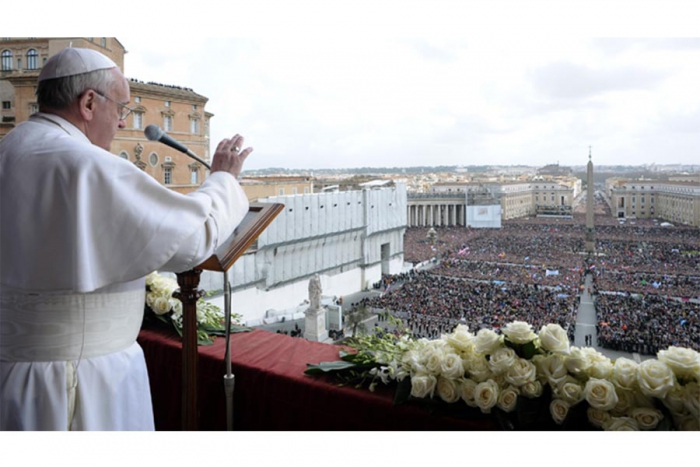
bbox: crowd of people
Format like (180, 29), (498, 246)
(363, 270), (579, 340)
(391, 206), (699, 355)
(593, 270), (700, 299)
(595, 293), (700, 353)
(431, 259), (584, 290)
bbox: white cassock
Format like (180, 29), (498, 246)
(0, 113), (249, 430)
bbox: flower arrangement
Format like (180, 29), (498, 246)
(306, 320), (700, 431)
(144, 272), (246, 345)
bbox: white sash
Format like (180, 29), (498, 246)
(0, 286), (145, 362)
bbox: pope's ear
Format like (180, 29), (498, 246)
(77, 89), (97, 121)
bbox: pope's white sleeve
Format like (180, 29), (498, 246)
(159, 172), (249, 272)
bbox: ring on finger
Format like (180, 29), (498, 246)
(232, 145), (241, 152)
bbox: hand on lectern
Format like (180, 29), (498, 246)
(211, 134), (253, 178)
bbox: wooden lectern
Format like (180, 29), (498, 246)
(174, 202), (284, 430)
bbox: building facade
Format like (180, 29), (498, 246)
(201, 183), (408, 324)
(406, 179), (579, 227)
(606, 178), (700, 227)
(240, 176), (314, 201)
(1, 37), (211, 194)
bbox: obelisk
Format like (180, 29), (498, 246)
(585, 147), (595, 255)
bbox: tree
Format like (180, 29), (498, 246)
(344, 306), (373, 337)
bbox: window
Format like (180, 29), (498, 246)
(292, 187), (297, 195)
(149, 153), (159, 166)
(192, 104), (197, 110)
(278, 188), (284, 195)
(133, 112), (143, 129)
(190, 119), (199, 134)
(163, 115), (172, 131)
(26, 49), (38, 70)
(304, 187), (309, 194)
(101, 38), (107, 47)
(164, 167), (172, 184)
(190, 168), (198, 184)
(2, 101), (10, 109)
(165, 101), (171, 107)
(29, 103), (38, 115)
(135, 96), (141, 103)
(119, 151), (129, 160)
(16, 57), (21, 70)
(2, 50), (12, 71)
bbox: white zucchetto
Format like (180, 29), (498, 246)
(38, 47), (117, 82)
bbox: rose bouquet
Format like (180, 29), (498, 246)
(306, 320), (700, 431)
(144, 272), (246, 345)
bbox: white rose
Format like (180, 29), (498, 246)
(422, 345), (444, 375)
(537, 353), (568, 386)
(631, 390), (656, 409)
(410, 374), (437, 399)
(637, 359), (675, 398)
(521, 380), (544, 399)
(678, 415), (700, 431)
(497, 386), (519, 413)
(657, 346), (700, 380)
(460, 378), (478, 407)
(683, 381), (700, 417)
(488, 347), (517, 375)
(583, 347), (609, 363)
(153, 296), (173, 315)
(402, 349), (427, 374)
(465, 353), (493, 383)
(474, 379), (499, 413)
(473, 329), (502, 355)
(612, 358), (639, 391)
(611, 388), (635, 416)
(436, 377), (461, 403)
(444, 325), (475, 353)
(441, 352), (465, 380)
(538, 323), (570, 354)
(502, 321), (537, 345)
(588, 359), (614, 380)
(630, 407), (664, 430)
(505, 358), (537, 387)
(584, 378), (619, 411)
(662, 384), (686, 413)
(566, 347), (592, 377)
(145, 271), (159, 284)
(587, 407), (611, 428)
(550, 398), (570, 425)
(604, 416), (640, 431)
(557, 376), (585, 406)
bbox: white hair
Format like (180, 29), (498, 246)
(36, 68), (117, 109)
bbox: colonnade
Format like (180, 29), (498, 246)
(407, 202), (465, 227)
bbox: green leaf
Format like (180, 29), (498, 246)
(304, 361), (359, 375)
(521, 341), (537, 359)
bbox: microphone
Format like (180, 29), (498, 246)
(144, 124), (210, 170)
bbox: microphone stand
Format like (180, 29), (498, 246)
(223, 271), (235, 431)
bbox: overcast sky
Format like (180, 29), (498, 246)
(121, 36), (700, 170)
(16, 2), (700, 171)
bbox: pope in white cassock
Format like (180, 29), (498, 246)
(0, 48), (252, 430)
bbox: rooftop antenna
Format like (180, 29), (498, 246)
(589, 146), (592, 161)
